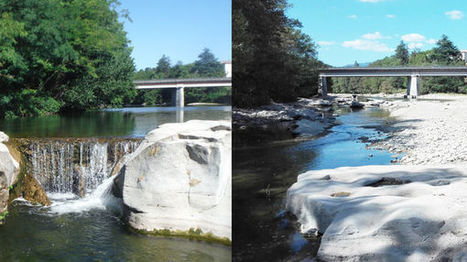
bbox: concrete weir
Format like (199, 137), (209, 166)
(319, 67), (467, 98)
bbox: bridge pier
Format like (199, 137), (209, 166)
(176, 86), (185, 107)
(176, 109), (184, 123)
(319, 76), (328, 97)
(407, 75), (419, 98)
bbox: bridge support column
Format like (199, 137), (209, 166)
(408, 75), (419, 99)
(319, 76), (328, 97)
(176, 86), (184, 108)
(176, 109), (184, 123)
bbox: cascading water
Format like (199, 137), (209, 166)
(12, 138), (142, 214)
(25, 138), (140, 196)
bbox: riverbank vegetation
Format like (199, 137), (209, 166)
(233, 0), (326, 108)
(0, 1), (229, 119)
(133, 48), (231, 106)
(330, 35), (467, 94)
(0, 0), (136, 118)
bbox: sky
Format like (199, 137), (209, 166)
(118, 0), (231, 70)
(287, 0), (467, 67)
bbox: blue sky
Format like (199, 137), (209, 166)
(287, 0), (467, 67)
(118, 0), (231, 70)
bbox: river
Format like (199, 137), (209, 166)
(0, 106), (231, 262)
(233, 107), (399, 261)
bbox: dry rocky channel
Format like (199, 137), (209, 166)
(284, 94), (467, 261)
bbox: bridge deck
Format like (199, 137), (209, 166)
(320, 67), (467, 77)
(134, 77), (232, 89)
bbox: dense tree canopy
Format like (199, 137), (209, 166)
(233, 0), (324, 108)
(0, 0), (135, 118)
(330, 35), (467, 95)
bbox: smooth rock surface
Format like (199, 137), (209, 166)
(0, 133), (19, 213)
(119, 120), (231, 239)
(287, 165), (467, 261)
(0, 132), (8, 143)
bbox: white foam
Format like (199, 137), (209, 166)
(48, 175), (122, 215)
(47, 192), (78, 201)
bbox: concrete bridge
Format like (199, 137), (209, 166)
(134, 77), (232, 107)
(319, 67), (467, 98)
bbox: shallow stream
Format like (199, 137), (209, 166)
(233, 107), (398, 261)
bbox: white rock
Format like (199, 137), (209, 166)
(0, 135), (19, 213)
(0, 132), (8, 143)
(0, 143), (19, 187)
(120, 120), (231, 240)
(287, 165), (467, 261)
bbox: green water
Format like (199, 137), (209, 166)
(0, 106), (231, 138)
(0, 105), (231, 261)
(0, 201), (231, 262)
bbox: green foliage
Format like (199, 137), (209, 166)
(143, 90), (163, 106)
(395, 41), (409, 65)
(0, 0), (135, 118)
(233, 0), (322, 108)
(329, 35), (467, 95)
(191, 48), (224, 77)
(431, 35), (462, 65)
(156, 55), (171, 76)
(133, 49), (229, 105)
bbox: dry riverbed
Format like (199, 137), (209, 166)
(285, 93), (467, 261)
(373, 94), (467, 164)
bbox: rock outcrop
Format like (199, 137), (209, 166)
(20, 174), (51, 206)
(0, 132), (20, 214)
(116, 120), (231, 241)
(287, 165), (467, 261)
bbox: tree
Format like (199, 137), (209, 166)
(431, 35), (462, 65)
(155, 55), (171, 77)
(233, 0), (320, 107)
(0, 0), (135, 118)
(394, 41), (409, 65)
(191, 48), (224, 77)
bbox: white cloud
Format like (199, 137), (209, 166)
(401, 33), (426, 42)
(362, 32), (391, 40)
(426, 39), (438, 44)
(318, 41), (336, 46)
(386, 14), (396, 18)
(342, 39), (393, 52)
(362, 32), (383, 40)
(348, 14), (358, 19)
(408, 43), (424, 49)
(445, 10), (464, 20)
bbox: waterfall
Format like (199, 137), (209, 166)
(21, 138), (141, 196)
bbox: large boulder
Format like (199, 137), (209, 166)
(118, 120), (231, 240)
(0, 133), (20, 214)
(287, 165), (467, 261)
